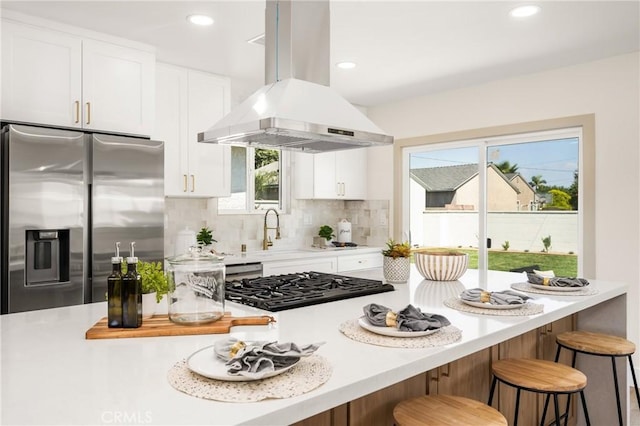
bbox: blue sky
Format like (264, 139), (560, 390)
(410, 138), (579, 188)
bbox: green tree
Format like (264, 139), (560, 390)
(495, 160), (518, 174)
(255, 170), (278, 200)
(545, 189), (572, 210)
(255, 149), (279, 169)
(529, 175), (547, 192)
(568, 171), (578, 210)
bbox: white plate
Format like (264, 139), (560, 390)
(186, 344), (298, 382)
(357, 317), (440, 338)
(460, 299), (526, 310)
(529, 283), (586, 292)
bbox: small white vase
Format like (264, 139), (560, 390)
(142, 292), (157, 319)
(383, 256), (411, 283)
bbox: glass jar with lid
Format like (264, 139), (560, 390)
(166, 246), (225, 325)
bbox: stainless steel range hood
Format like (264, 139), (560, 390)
(198, 0), (394, 153)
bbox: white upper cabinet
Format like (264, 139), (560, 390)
(1, 17), (155, 136)
(154, 63), (231, 198)
(81, 39), (154, 135)
(294, 148), (368, 200)
(1, 20), (82, 127)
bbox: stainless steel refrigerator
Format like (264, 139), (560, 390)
(0, 124), (164, 314)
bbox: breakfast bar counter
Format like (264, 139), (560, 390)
(0, 267), (628, 425)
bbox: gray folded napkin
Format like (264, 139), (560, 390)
(527, 273), (589, 287)
(213, 338), (324, 379)
(460, 288), (530, 305)
(363, 303), (450, 332)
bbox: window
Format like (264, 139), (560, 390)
(218, 147), (290, 213)
(402, 123), (589, 281)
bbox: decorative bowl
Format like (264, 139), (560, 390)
(414, 250), (469, 281)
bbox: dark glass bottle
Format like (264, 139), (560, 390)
(122, 242), (142, 328)
(107, 242), (123, 328)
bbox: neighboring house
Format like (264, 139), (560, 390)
(410, 163), (520, 211)
(505, 172), (537, 210)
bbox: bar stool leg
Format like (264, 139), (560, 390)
(514, 387), (521, 426)
(553, 394), (561, 426)
(579, 390), (591, 426)
(628, 355), (640, 409)
(540, 394), (550, 426)
(611, 356), (623, 426)
(541, 344), (565, 425)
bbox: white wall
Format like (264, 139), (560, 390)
(367, 53), (640, 354)
(420, 211), (578, 253)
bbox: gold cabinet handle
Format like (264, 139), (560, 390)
(86, 102), (91, 125)
(74, 101), (80, 123)
(183, 174), (188, 192)
(191, 175), (195, 192)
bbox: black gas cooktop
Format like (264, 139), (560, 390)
(225, 271), (395, 312)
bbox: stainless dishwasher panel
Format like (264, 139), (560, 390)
(225, 262), (263, 280)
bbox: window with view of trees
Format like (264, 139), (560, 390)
(218, 146), (288, 212)
(405, 128), (581, 278)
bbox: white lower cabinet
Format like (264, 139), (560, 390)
(261, 252), (382, 276)
(154, 63), (231, 197)
(337, 253), (383, 272)
(262, 257), (338, 276)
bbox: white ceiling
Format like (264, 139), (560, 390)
(1, 1), (638, 107)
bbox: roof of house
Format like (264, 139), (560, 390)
(410, 163), (520, 193)
(505, 172), (535, 193)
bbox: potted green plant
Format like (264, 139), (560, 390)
(121, 260), (168, 318)
(381, 239), (412, 283)
(317, 225), (335, 246)
(139, 260), (168, 319)
(196, 227), (217, 247)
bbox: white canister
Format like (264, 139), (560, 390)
(174, 227), (197, 256)
(337, 219), (352, 243)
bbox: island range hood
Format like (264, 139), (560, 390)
(198, 0), (394, 153)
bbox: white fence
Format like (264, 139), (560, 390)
(415, 211), (578, 253)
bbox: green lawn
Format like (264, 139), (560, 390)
(456, 249), (578, 277)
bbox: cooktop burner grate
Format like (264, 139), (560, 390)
(225, 271), (394, 312)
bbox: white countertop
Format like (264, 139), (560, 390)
(0, 267), (627, 425)
(222, 246), (382, 265)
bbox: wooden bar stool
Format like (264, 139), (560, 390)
(488, 358), (591, 426)
(393, 394), (508, 426)
(548, 330), (640, 426)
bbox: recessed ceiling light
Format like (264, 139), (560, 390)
(509, 5), (541, 18)
(336, 61), (356, 70)
(187, 14), (214, 26)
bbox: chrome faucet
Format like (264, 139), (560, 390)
(263, 208), (281, 250)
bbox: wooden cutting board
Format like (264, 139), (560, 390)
(85, 314), (276, 339)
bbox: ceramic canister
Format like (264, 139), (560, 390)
(337, 219), (352, 243)
(174, 227), (197, 256)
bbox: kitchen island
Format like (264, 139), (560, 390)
(0, 267), (628, 425)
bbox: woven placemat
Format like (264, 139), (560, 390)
(338, 319), (462, 348)
(443, 297), (544, 316)
(167, 355), (332, 402)
(511, 282), (598, 296)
